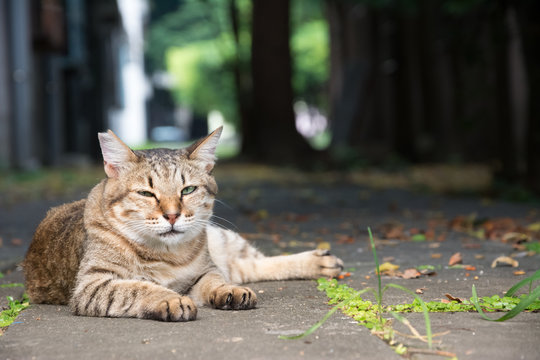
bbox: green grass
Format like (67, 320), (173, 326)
(0, 294), (29, 331)
(280, 226), (540, 356)
(280, 227), (434, 353)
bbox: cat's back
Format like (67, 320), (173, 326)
(23, 199), (87, 304)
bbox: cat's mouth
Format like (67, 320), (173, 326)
(159, 229), (184, 237)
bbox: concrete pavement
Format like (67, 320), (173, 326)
(1, 172), (539, 359)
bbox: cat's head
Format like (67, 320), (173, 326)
(96, 127), (222, 248)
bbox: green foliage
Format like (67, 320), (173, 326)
(291, 19), (329, 108)
(166, 38), (238, 122)
(472, 269), (540, 321)
(0, 283), (24, 289)
(525, 242), (540, 253)
(0, 294), (29, 330)
(147, 0), (331, 124)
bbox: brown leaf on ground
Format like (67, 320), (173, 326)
(377, 262), (400, 275)
(513, 270), (526, 275)
(445, 293), (465, 303)
(415, 288), (425, 294)
(431, 253), (442, 259)
(379, 222), (405, 239)
(428, 242), (441, 249)
(501, 232), (531, 244)
(402, 268), (421, 279)
(335, 234), (355, 244)
(491, 256), (519, 268)
(420, 268), (437, 276)
(448, 252), (463, 266)
(474, 254), (485, 260)
(316, 242), (331, 251)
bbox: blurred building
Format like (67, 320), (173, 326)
(0, 0), (148, 169)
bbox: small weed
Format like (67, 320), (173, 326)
(0, 283), (24, 288)
(525, 242), (540, 254)
(280, 227), (434, 354)
(280, 226), (540, 358)
(0, 294), (30, 332)
(472, 269), (540, 321)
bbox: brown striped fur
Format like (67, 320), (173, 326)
(23, 128), (343, 322)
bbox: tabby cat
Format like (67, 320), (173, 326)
(23, 127), (343, 321)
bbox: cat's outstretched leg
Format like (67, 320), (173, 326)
(227, 249), (344, 284)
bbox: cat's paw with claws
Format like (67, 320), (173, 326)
(209, 285), (257, 310)
(309, 249), (344, 278)
(144, 295), (197, 322)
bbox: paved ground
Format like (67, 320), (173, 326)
(1, 167), (540, 359)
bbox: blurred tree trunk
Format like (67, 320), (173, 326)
(491, 2), (516, 180)
(229, 0), (254, 157)
(516, 1), (540, 190)
(247, 0), (314, 162)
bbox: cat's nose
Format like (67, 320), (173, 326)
(163, 213), (180, 225)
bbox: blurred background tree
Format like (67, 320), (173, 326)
(143, 0), (540, 192)
(1, 0), (539, 195)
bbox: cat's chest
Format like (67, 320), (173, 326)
(139, 251), (210, 290)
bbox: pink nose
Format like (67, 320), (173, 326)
(163, 213), (179, 225)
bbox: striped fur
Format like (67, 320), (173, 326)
(23, 128), (343, 322)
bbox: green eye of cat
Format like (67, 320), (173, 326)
(181, 186), (197, 195)
(137, 191), (155, 198)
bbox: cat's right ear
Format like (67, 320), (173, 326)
(97, 130), (138, 178)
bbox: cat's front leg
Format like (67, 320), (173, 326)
(188, 271), (257, 310)
(70, 276), (197, 321)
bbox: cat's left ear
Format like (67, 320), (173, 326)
(97, 130), (138, 178)
(186, 126), (222, 172)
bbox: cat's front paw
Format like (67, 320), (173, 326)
(310, 249), (344, 278)
(209, 285), (257, 310)
(143, 295), (197, 322)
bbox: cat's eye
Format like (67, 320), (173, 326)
(181, 186), (197, 196)
(137, 190), (155, 198)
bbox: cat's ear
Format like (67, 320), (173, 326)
(97, 130), (138, 178)
(186, 126), (222, 172)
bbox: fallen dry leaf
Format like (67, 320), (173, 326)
(420, 268), (437, 276)
(379, 222), (405, 239)
(428, 243), (441, 249)
(526, 222), (540, 232)
(501, 232), (530, 244)
(415, 288), (425, 294)
(316, 242), (331, 251)
(431, 253), (442, 259)
(377, 262), (401, 276)
(445, 293), (465, 303)
(491, 256), (519, 268)
(449, 252), (463, 266)
(402, 268), (421, 279)
(474, 254), (485, 260)
(513, 270), (526, 276)
(464, 265), (476, 271)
